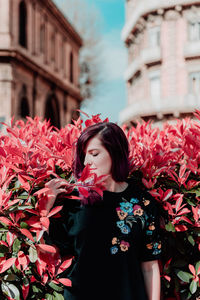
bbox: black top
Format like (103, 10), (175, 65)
(48, 182), (162, 300)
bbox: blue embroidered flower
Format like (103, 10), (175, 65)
(120, 202), (133, 214)
(130, 198), (139, 204)
(152, 249), (161, 255)
(110, 246), (118, 255)
(117, 220), (125, 229)
(146, 230), (153, 235)
(121, 225), (131, 234)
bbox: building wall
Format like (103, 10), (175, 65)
(120, 1), (200, 124)
(0, 0), (82, 128)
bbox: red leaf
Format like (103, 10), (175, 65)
(0, 257), (16, 273)
(18, 174), (30, 191)
(0, 217), (13, 226)
(189, 264), (196, 276)
(58, 278), (72, 287)
(37, 244), (57, 253)
(78, 186), (89, 198)
(22, 283), (29, 300)
(20, 228), (35, 242)
(47, 206), (63, 218)
(40, 217), (50, 230)
(57, 258), (73, 275)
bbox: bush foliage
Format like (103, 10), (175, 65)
(0, 113), (199, 299)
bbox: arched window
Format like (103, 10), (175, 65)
(70, 51), (74, 83)
(20, 97), (30, 118)
(45, 94), (60, 129)
(19, 1), (27, 48)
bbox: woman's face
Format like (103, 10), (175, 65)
(84, 136), (112, 177)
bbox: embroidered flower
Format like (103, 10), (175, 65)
(146, 230), (153, 235)
(146, 243), (153, 250)
(130, 198), (139, 204)
(120, 202), (133, 214)
(112, 237), (118, 245)
(121, 225), (131, 234)
(143, 199), (150, 206)
(116, 207), (128, 220)
(110, 246), (118, 255)
(152, 249), (161, 255)
(120, 240), (130, 252)
(133, 205), (144, 216)
(148, 222), (155, 230)
(117, 220), (125, 229)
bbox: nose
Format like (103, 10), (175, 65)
(84, 154), (91, 166)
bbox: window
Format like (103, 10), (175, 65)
(51, 32), (55, 61)
(70, 51), (74, 83)
(150, 76), (160, 103)
(189, 21), (200, 41)
(189, 72), (200, 94)
(149, 27), (160, 47)
(19, 1), (27, 48)
(40, 24), (45, 54)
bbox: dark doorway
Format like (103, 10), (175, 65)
(45, 95), (60, 129)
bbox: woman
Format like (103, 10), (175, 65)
(46, 122), (161, 300)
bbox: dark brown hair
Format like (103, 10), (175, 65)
(73, 122), (130, 181)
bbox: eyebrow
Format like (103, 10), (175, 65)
(87, 148), (100, 152)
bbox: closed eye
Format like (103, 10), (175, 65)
(92, 153), (99, 157)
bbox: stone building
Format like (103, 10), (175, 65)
(0, 0), (83, 128)
(120, 0), (200, 125)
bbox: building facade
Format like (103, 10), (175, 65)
(120, 0), (200, 125)
(0, 0), (82, 128)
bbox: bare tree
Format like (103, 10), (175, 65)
(53, 0), (104, 99)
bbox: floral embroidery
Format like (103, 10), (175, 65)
(110, 197), (145, 255)
(120, 240), (130, 252)
(110, 196), (161, 257)
(116, 207), (128, 220)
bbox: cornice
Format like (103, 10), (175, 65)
(0, 49), (82, 102)
(40, 0), (83, 47)
(122, 0), (200, 42)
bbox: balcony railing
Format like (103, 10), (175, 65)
(119, 94), (200, 123)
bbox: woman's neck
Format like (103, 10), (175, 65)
(105, 177), (128, 193)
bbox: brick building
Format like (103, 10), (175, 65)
(0, 0), (82, 128)
(120, 0), (200, 125)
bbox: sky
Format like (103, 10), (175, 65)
(54, 0), (127, 123)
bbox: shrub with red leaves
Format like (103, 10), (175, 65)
(0, 112), (199, 299)
(126, 111), (200, 299)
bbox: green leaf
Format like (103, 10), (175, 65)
(195, 261), (200, 273)
(12, 239), (21, 253)
(188, 235), (195, 246)
(45, 293), (54, 300)
(187, 188), (200, 197)
(176, 270), (193, 283)
(53, 291), (64, 300)
(189, 280), (197, 294)
(32, 285), (42, 293)
(1, 282), (20, 300)
(28, 246), (38, 263)
(48, 281), (63, 292)
(3, 274), (19, 281)
(165, 221), (176, 232)
(20, 221), (29, 229)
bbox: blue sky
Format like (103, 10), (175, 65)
(54, 0), (127, 123)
